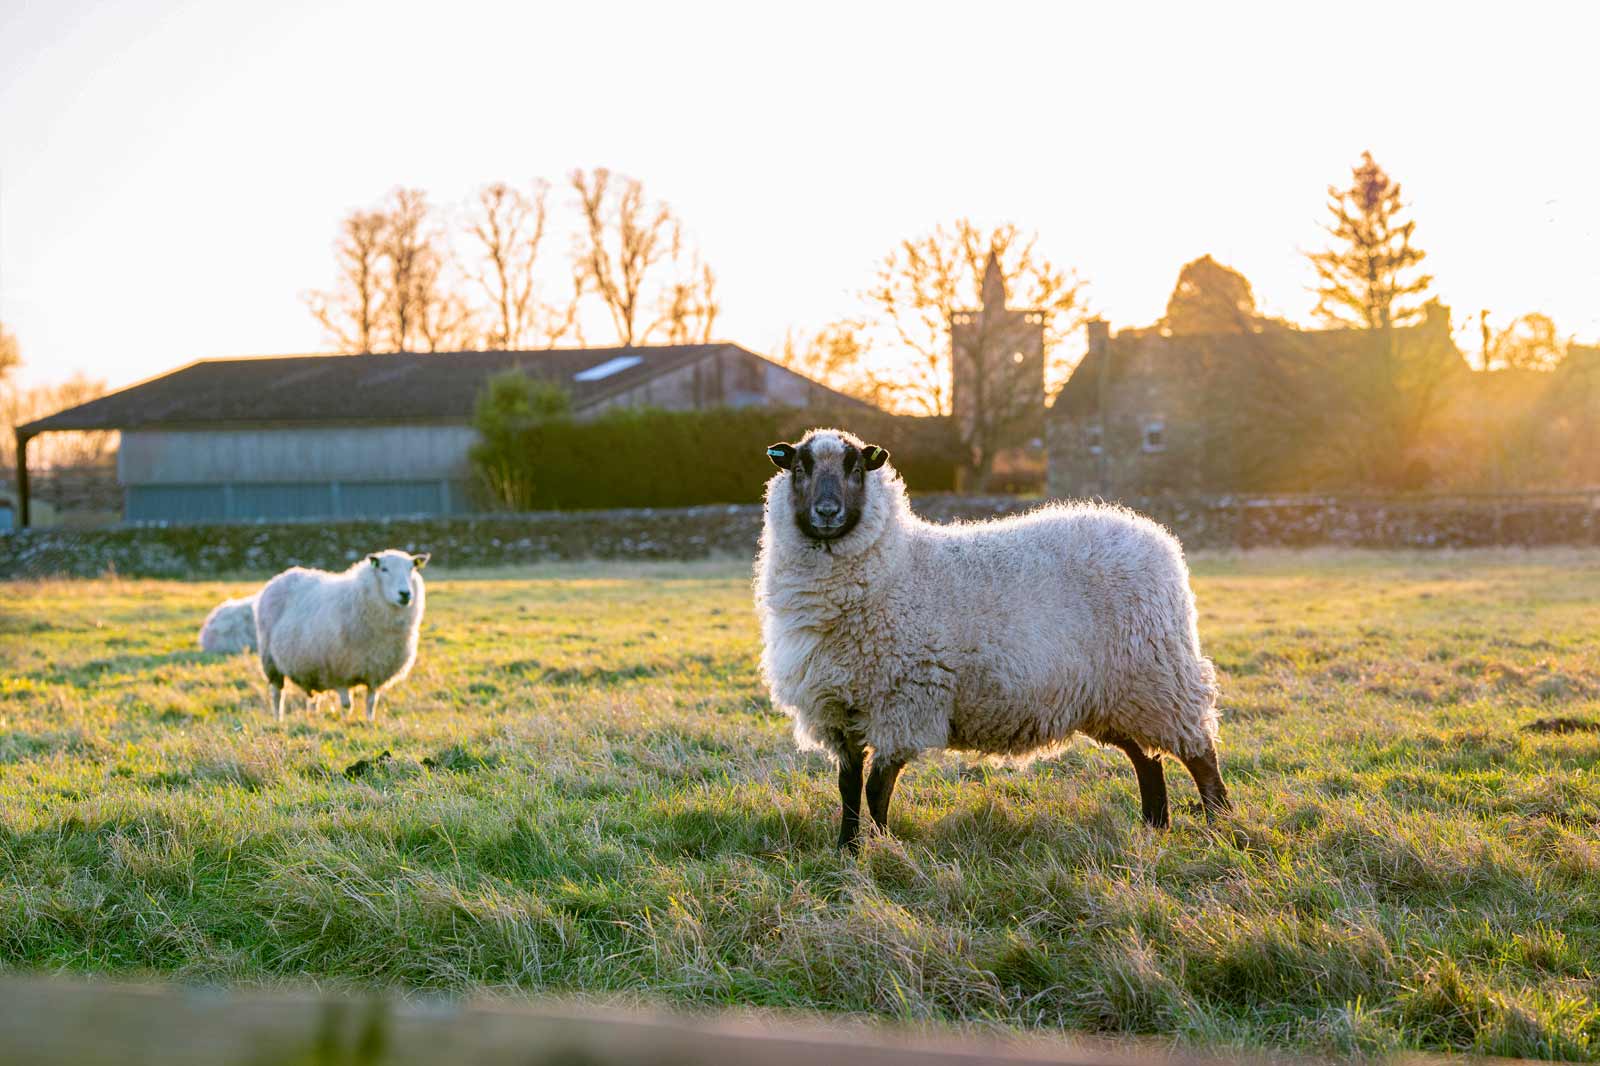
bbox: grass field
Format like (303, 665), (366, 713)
(2, 551), (1598, 1059)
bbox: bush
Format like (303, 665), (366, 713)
(470, 401), (957, 511)
(471, 372), (574, 509)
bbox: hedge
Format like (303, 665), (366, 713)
(470, 405), (958, 511)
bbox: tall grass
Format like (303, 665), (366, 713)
(0, 552), (1597, 1058)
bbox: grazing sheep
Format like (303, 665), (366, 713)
(198, 593), (258, 654)
(754, 428), (1228, 851)
(255, 550), (429, 723)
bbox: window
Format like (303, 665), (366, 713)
(1085, 424), (1103, 455)
(1142, 418), (1167, 453)
(574, 355), (644, 382)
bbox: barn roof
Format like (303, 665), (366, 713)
(19, 344), (849, 434)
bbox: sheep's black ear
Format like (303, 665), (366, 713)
(766, 442), (796, 470)
(412, 552), (430, 570)
(368, 554), (381, 568)
(862, 445), (890, 471)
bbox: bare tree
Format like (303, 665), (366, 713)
(305, 210), (389, 353)
(415, 258), (479, 354)
(547, 287), (582, 347)
(0, 323), (20, 384)
(306, 190), (476, 354)
(775, 319), (888, 405)
(0, 331), (115, 471)
(570, 168), (679, 346)
(657, 255), (720, 345)
(1485, 312), (1567, 371)
(464, 181), (576, 349)
(1, 375), (116, 470)
(376, 188), (440, 352)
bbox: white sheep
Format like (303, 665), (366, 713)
(754, 428), (1229, 850)
(254, 549), (429, 722)
(198, 593), (258, 654)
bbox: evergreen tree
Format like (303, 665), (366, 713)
(1308, 152), (1432, 330)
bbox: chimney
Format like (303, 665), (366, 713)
(1085, 318), (1110, 359)
(1422, 298), (1451, 334)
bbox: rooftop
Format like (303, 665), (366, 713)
(1051, 312), (1466, 419)
(19, 344), (827, 435)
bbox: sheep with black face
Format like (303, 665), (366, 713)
(754, 428), (1228, 851)
(254, 549), (429, 722)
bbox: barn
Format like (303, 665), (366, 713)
(14, 343), (867, 526)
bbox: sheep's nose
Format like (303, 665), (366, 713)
(813, 499), (842, 521)
(398, 590), (411, 605)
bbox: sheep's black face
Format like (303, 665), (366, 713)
(767, 434), (889, 543)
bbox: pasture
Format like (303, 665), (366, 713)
(1, 551), (1597, 1059)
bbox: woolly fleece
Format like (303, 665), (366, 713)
(754, 429), (1219, 766)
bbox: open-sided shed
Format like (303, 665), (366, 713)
(15, 343), (864, 527)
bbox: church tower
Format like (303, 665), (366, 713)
(949, 251), (1047, 485)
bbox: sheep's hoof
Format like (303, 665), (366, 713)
(836, 833), (862, 855)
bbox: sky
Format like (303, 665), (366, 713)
(2, 0), (1597, 391)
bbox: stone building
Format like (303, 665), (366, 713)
(1047, 304), (1469, 498)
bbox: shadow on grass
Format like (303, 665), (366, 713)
(638, 804), (824, 859)
(1524, 716), (1600, 735)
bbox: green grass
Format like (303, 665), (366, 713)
(1, 551), (1598, 1058)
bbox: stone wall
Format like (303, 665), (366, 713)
(4, 492), (1600, 579)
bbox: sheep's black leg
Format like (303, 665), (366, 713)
(1179, 742), (1231, 820)
(836, 742), (866, 852)
(1101, 730), (1169, 829)
(865, 754), (905, 832)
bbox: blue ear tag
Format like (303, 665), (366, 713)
(768, 448), (786, 459)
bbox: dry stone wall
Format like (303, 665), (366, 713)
(5, 493), (1599, 578)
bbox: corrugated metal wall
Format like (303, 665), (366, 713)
(125, 480), (468, 524)
(119, 425), (478, 484)
(233, 483), (335, 519)
(118, 425), (478, 524)
(126, 485), (229, 523)
(339, 481), (447, 517)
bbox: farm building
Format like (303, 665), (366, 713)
(15, 343), (869, 526)
(1046, 303), (1473, 496)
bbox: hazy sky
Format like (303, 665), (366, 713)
(2, 0), (1596, 390)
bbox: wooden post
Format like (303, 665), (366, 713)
(15, 430), (31, 529)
